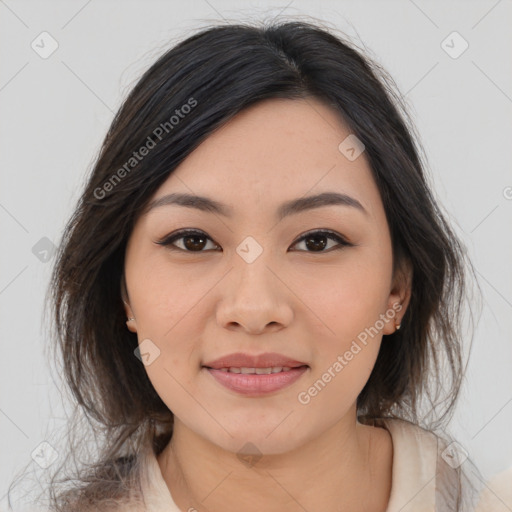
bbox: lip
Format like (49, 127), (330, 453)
(205, 366), (309, 396)
(202, 352), (309, 396)
(203, 352), (308, 370)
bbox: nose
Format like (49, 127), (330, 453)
(215, 252), (294, 335)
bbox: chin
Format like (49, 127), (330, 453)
(206, 427), (306, 458)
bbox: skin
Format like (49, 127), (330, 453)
(123, 97), (412, 512)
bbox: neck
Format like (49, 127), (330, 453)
(157, 410), (393, 512)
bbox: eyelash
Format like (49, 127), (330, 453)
(155, 229), (353, 253)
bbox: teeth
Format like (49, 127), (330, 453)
(255, 367), (272, 374)
(220, 366), (294, 374)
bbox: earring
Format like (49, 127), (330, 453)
(395, 319), (401, 331)
(123, 300), (135, 322)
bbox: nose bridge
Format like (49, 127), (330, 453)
(216, 235), (292, 331)
(232, 235), (279, 302)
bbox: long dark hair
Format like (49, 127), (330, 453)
(7, 17), (480, 511)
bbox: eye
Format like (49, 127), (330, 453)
(155, 229), (220, 252)
(290, 229), (352, 253)
(155, 228), (352, 253)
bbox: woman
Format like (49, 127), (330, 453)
(21, 18), (489, 512)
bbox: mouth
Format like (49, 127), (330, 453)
(202, 364), (309, 395)
(204, 365), (307, 374)
(202, 352), (310, 395)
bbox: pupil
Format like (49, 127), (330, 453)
(185, 235), (206, 251)
(305, 234), (327, 251)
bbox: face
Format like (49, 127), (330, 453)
(123, 97), (410, 455)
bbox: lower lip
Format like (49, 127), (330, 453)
(204, 366), (309, 395)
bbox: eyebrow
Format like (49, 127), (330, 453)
(144, 191), (367, 220)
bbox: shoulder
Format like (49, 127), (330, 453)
(373, 417), (485, 512)
(375, 417), (439, 462)
(475, 466), (512, 512)
(374, 418), (438, 511)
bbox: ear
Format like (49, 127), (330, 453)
(382, 257), (412, 336)
(121, 273), (138, 333)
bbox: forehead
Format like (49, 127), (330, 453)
(148, 97), (382, 221)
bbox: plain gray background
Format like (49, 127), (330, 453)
(1, 0), (511, 508)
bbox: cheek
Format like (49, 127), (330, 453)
(143, 356), (205, 432)
(296, 252), (392, 337)
(298, 270), (386, 415)
(125, 247), (212, 397)
(127, 248), (214, 337)
(295, 251), (391, 389)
